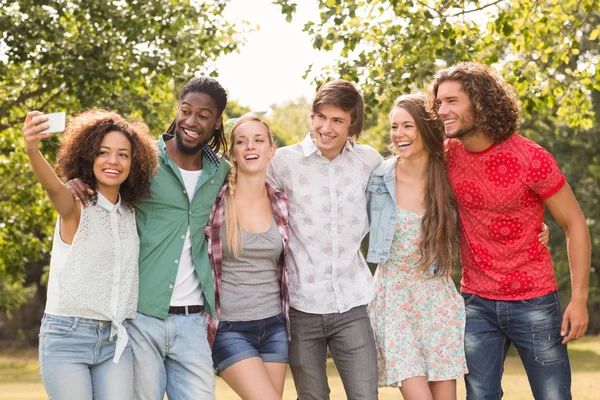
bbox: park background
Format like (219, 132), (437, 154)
(0, 0), (598, 398)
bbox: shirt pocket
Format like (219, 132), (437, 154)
(367, 182), (390, 211)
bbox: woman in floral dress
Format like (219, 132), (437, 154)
(366, 94), (467, 399)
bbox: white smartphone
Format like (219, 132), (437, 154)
(38, 112), (66, 134)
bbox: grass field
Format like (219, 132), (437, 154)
(1, 336), (599, 399)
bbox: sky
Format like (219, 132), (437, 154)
(213, 0), (337, 111)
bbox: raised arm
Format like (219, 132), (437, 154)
(544, 183), (591, 343)
(22, 111), (79, 220)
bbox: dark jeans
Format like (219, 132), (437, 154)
(462, 291), (571, 400)
(289, 305), (378, 400)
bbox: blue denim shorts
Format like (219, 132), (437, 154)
(211, 313), (288, 374)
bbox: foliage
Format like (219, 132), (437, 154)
(224, 99), (253, 121)
(274, 0), (600, 331)
(266, 97), (312, 147)
(0, 0), (245, 312)
(274, 0), (599, 126)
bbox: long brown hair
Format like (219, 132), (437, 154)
(224, 114), (275, 256)
(392, 95), (458, 276)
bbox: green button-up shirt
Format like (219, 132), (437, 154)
(136, 135), (230, 319)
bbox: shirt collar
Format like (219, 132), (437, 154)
(95, 191), (124, 215)
(158, 134), (221, 167)
(300, 132), (356, 158)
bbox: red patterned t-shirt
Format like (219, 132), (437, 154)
(446, 135), (566, 300)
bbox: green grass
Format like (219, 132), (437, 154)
(2, 337), (599, 399)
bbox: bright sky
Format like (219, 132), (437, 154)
(214, 0), (337, 111)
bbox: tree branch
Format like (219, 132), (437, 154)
(451, 0), (505, 17)
(0, 87), (52, 120)
(0, 88), (64, 134)
(577, 0), (597, 30)
(416, 0), (442, 17)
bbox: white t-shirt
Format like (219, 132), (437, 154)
(45, 192), (139, 363)
(170, 168), (204, 306)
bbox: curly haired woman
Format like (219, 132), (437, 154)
(22, 108), (158, 400)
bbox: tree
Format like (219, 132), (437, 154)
(0, 0), (245, 313)
(266, 97), (312, 146)
(275, 0), (600, 331)
(274, 0), (599, 126)
(224, 99), (253, 121)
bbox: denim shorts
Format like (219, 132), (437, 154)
(211, 313), (288, 375)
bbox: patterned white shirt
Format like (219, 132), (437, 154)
(267, 133), (383, 314)
(45, 192), (139, 363)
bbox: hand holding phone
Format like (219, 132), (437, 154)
(38, 112), (66, 134)
(22, 111), (66, 155)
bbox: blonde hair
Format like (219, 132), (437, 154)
(225, 114), (275, 256)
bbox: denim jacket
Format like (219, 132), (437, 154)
(366, 157), (438, 274)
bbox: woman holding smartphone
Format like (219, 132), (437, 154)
(22, 109), (157, 400)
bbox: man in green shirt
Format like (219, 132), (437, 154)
(69, 77), (230, 400)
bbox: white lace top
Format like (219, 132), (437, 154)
(45, 192), (139, 363)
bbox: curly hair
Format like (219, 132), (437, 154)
(390, 95), (458, 277)
(166, 76), (228, 155)
(55, 108), (158, 206)
(426, 62), (521, 143)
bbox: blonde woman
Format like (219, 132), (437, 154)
(205, 114), (289, 400)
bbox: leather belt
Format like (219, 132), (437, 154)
(168, 305), (204, 315)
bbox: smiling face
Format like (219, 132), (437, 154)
(231, 120), (275, 176)
(93, 130), (132, 193)
(435, 80), (477, 140)
(174, 92), (222, 155)
(311, 106), (352, 160)
(389, 106), (427, 160)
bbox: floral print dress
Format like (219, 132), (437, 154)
(368, 207), (468, 388)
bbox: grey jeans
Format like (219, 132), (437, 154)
(289, 305), (378, 400)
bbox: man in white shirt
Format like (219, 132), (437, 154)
(268, 80), (382, 399)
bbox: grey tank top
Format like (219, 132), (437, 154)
(220, 217), (283, 321)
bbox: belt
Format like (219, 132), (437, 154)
(168, 305), (204, 315)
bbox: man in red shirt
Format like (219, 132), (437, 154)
(427, 62), (590, 399)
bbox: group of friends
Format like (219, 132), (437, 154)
(21, 61), (590, 400)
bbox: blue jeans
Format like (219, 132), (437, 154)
(462, 291), (571, 400)
(39, 314), (133, 400)
(212, 313), (289, 374)
(128, 311), (215, 400)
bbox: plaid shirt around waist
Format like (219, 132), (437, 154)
(205, 182), (290, 346)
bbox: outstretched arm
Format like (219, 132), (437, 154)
(22, 111), (79, 220)
(544, 183), (591, 344)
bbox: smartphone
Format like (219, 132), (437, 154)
(38, 112), (66, 134)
